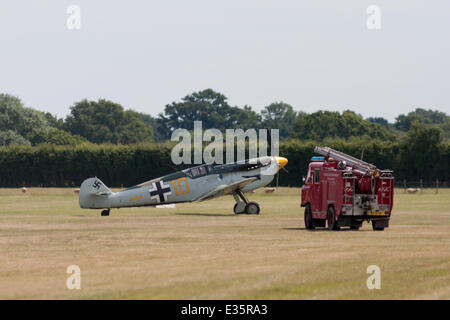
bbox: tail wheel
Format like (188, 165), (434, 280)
(304, 204), (314, 230)
(101, 209), (110, 216)
(327, 206), (340, 230)
(245, 202), (260, 215)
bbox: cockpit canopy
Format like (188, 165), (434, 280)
(184, 164), (214, 178)
(183, 156), (273, 178)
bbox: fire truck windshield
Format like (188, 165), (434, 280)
(306, 168), (311, 182)
(314, 169), (320, 183)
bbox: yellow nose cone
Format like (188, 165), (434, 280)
(275, 156), (288, 169)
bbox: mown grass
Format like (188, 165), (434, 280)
(0, 187), (449, 299)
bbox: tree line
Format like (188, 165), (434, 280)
(2, 89), (449, 146)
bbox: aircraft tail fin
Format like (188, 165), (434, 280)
(79, 177), (113, 208)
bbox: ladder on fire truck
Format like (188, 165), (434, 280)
(314, 146), (377, 173)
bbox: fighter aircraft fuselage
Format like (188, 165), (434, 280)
(79, 156), (288, 215)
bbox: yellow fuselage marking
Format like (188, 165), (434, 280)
(129, 195), (142, 201)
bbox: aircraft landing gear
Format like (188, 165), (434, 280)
(233, 190), (260, 215)
(101, 209), (110, 216)
(245, 202), (260, 214)
(233, 202), (246, 214)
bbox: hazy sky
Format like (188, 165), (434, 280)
(1, 0), (449, 121)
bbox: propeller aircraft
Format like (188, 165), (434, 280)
(79, 156), (288, 216)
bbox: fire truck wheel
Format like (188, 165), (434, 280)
(245, 202), (260, 215)
(372, 221), (385, 231)
(327, 206), (340, 231)
(304, 204), (314, 230)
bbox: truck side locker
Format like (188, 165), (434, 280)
(352, 177), (355, 216)
(343, 175), (356, 216)
(322, 179), (328, 217)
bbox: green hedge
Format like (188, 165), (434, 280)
(0, 141), (448, 187)
(0, 144), (174, 187)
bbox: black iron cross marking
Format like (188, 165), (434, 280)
(149, 181), (172, 203)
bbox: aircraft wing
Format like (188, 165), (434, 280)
(193, 177), (258, 202)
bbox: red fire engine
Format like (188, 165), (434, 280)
(301, 146), (394, 231)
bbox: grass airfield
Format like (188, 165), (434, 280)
(0, 187), (449, 299)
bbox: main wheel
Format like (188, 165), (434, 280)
(372, 221), (385, 231)
(304, 204), (314, 230)
(101, 209), (110, 216)
(327, 206), (340, 230)
(245, 202), (260, 215)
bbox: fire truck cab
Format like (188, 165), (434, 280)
(301, 147), (394, 231)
